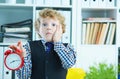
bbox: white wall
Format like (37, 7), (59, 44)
(76, 45), (117, 71)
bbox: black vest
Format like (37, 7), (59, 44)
(29, 40), (67, 79)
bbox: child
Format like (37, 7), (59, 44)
(9, 8), (76, 79)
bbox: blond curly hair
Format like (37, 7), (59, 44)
(35, 8), (66, 35)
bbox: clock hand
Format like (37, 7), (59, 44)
(10, 60), (20, 64)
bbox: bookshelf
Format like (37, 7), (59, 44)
(75, 0), (118, 78)
(0, 0), (77, 79)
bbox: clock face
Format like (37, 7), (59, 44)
(5, 53), (22, 70)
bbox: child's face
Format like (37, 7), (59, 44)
(39, 17), (60, 42)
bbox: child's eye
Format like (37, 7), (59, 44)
(52, 23), (56, 27)
(42, 23), (47, 27)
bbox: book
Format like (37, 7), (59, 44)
(81, 23), (87, 44)
(95, 23), (103, 44)
(105, 23), (113, 44)
(3, 37), (28, 43)
(85, 23), (91, 44)
(88, 22), (94, 44)
(91, 22), (99, 44)
(109, 23), (116, 44)
(3, 33), (29, 38)
(98, 22), (109, 44)
(1, 19), (32, 43)
(5, 27), (30, 32)
(85, 17), (114, 21)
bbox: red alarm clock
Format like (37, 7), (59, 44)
(4, 49), (24, 70)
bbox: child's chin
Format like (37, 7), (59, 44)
(46, 38), (53, 42)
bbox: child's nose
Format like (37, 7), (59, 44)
(47, 25), (52, 29)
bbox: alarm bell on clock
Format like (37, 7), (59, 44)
(4, 49), (24, 70)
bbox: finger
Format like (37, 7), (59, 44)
(56, 24), (60, 33)
(17, 41), (21, 46)
(17, 41), (23, 50)
(58, 24), (61, 30)
(9, 45), (15, 50)
(9, 45), (18, 51)
(55, 25), (58, 32)
(17, 41), (25, 57)
(57, 24), (62, 34)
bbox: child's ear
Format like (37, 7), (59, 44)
(62, 26), (65, 33)
(61, 23), (66, 33)
(35, 18), (40, 30)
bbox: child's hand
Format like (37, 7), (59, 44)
(9, 41), (26, 57)
(53, 24), (63, 42)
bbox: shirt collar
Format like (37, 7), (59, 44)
(41, 39), (54, 52)
(40, 38), (54, 48)
(40, 38), (54, 44)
